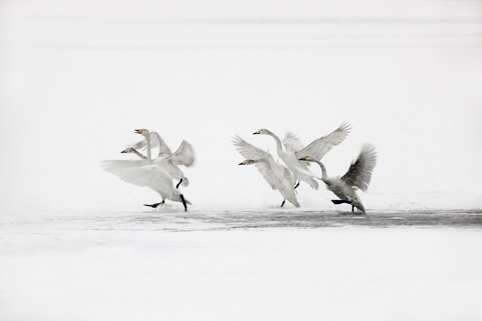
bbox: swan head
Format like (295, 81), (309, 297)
(299, 155), (315, 162)
(253, 129), (270, 135)
(135, 129), (150, 137)
(239, 160), (256, 165)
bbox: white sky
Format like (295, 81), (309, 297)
(1, 1), (481, 211)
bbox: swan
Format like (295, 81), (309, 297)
(233, 135), (300, 208)
(121, 146), (189, 189)
(101, 129), (190, 211)
(253, 122), (351, 190)
(299, 143), (377, 214)
(125, 129), (195, 188)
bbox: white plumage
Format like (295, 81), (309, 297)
(122, 130), (195, 188)
(233, 135), (300, 208)
(101, 129), (190, 211)
(253, 122), (351, 189)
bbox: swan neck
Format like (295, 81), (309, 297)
(146, 135), (152, 161)
(314, 160), (328, 180)
(267, 131), (283, 153)
(133, 149), (147, 160)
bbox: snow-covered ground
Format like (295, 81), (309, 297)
(1, 208), (482, 321)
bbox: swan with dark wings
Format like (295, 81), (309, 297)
(299, 143), (377, 214)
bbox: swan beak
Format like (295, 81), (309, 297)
(299, 156), (308, 161)
(238, 161), (245, 165)
(253, 131), (260, 135)
(121, 149), (128, 153)
(135, 129), (144, 134)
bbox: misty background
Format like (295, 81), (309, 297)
(1, 1), (481, 213)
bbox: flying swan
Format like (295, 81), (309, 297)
(101, 129), (191, 211)
(299, 143), (377, 214)
(253, 122), (351, 190)
(233, 135), (300, 208)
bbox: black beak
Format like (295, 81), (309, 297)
(121, 150), (127, 153)
(253, 132), (259, 135)
(238, 162), (244, 165)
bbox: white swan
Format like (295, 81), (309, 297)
(102, 129), (191, 211)
(299, 143), (377, 214)
(122, 129), (195, 188)
(253, 122), (351, 190)
(233, 135), (300, 208)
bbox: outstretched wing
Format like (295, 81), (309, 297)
(233, 135), (277, 190)
(167, 140), (195, 167)
(233, 134), (271, 162)
(341, 143), (377, 192)
(101, 159), (148, 176)
(295, 122), (351, 160)
(115, 165), (174, 194)
(130, 131), (172, 157)
(282, 132), (304, 153)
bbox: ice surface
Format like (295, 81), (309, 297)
(1, 208), (482, 321)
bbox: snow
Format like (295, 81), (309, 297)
(1, 208), (482, 321)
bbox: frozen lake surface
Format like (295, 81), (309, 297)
(1, 208), (482, 321)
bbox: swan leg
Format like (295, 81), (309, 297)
(176, 178), (183, 189)
(144, 200), (165, 208)
(351, 204), (355, 212)
(280, 200), (286, 207)
(180, 194), (188, 212)
(294, 182), (300, 189)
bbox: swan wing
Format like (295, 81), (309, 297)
(101, 159), (148, 176)
(255, 157), (294, 194)
(115, 165), (174, 194)
(295, 122), (352, 160)
(341, 143), (377, 192)
(154, 157), (185, 181)
(232, 134), (270, 161)
(233, 134), (280, 190)
(167, 140), (195, 167)
(151, 132), (173, 157)
(282, 132), (304, 153)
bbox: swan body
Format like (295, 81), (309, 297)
(124, 130), (195, 188)
(253, 122), (351, 189)
(233, 135), (300, 208)
(252, 129), (318, 189)
(102, 129), (190, 211)
(299, 143), (377, 214)
(122, 147), (189, 188)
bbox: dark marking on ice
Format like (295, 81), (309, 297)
(45, 209), (482, 232)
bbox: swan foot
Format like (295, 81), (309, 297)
(294, 182), (300, 189)
(144, 200), (165, 208)
(280, 200), (286, 207)
(176, 178), (183, 189)
(331, 199), (350, 205)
